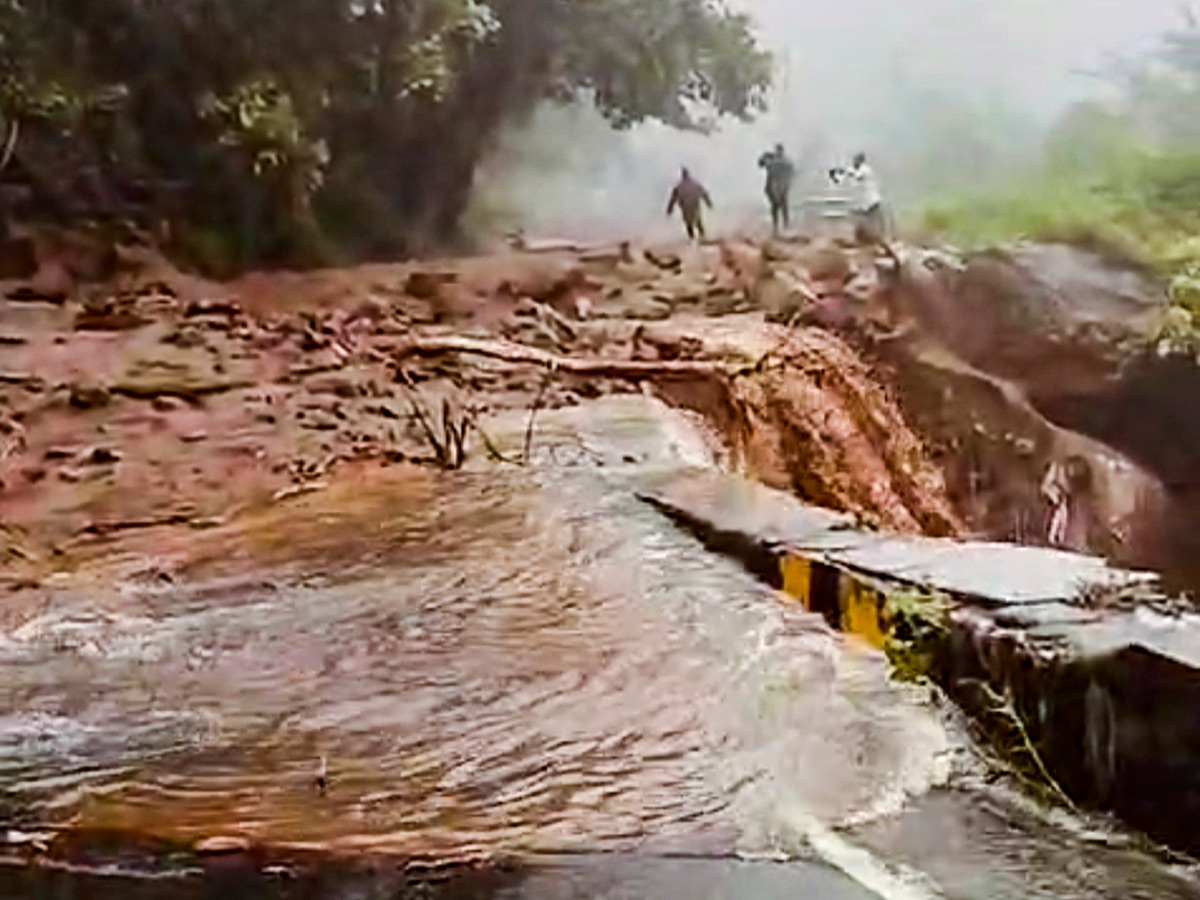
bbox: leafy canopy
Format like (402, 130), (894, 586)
(0, 0), (771, 265)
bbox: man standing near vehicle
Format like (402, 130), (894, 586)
(666, 167), (713, 243)
(832, 152), (886, 245)
(757, 143), (796, 235)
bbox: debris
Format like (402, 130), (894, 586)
(185, 299), (242, 318)
(194, 836), (252, 855)
(151, 395), (185, 413)
(405, 270), (455, 300)
(68, 383), (111, 410)
(314, 755), (328, 795)
(644, 248), (682, 271)
(74, 301), (149, 331)
(80, 446), (121, 465)
(273, 482), (328, 502)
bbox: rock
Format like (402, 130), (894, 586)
(348, 296), (389, 325)
(185, 298), (243, 318)
(163, 325), (208, 348)
(405, 270), (456, 300)
(151, 395), (185, 413)
(800, 243), (852, 285)
(753, 272), (806, 322)
(718, 241), (765, 285)
(799, 294), (852, 330)
(762, 242), (792, 262)
(300, 411), (339, 431)
(181, 431), (208, 443)
(29, 260), (74, 301)
(80, 446), (121, 465)
(305, 374), (360, 398)
(620, 297), (672, 321)
(635, 326), (704, 361)
(68, 383), (111, 410)
(700, 289), (746, 317)
(134, 279), (178, 299)
(366, 404), (400, 420)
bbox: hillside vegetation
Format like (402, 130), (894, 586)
(917, 13), (1200, 353)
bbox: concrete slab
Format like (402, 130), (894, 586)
(642, 469), (1156, 606)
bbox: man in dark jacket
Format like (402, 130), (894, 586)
(757, 143), (796, 235)
(667, 167), (713, 242)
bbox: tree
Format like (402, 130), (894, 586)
(0, 0), (771, 266)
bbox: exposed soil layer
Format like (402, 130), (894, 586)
(883, 244), (1200, 582)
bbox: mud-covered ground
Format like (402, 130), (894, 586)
(0, 232), (962, 593)
(5, 233), (1200, 898)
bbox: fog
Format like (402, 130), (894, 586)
(470, 0), (1185, 242)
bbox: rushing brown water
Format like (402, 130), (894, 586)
(3, 398), (1200, 899)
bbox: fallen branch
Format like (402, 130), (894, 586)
(961, 677), (1079, 812)
(389, 335), (729, 380)
(75, 512), (193, 538)
(111, 378), (254, 402)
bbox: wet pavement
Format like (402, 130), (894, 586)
(2, 398), (1200, 898)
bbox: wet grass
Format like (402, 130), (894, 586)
(913, 149), (1200, 356)
(913, 148), (1200, 275)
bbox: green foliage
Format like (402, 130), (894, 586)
(559, 0), (771, 130)
(882, 588), (951, 684)
(201, 81), (328, 186)
(0, 0), (770, 268)
(916, 12), (1200, 358)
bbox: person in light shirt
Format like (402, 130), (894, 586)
(831, 152), (886, 245)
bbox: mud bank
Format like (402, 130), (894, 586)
(885, 243), (1200, 584)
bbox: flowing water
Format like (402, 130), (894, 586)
(2, 398), (1199, 898)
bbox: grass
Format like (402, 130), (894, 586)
(913, 148), (1200, 356)
(913, 149), (1200, 275)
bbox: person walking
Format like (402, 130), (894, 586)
(666, 167), (713, 242)
(758, 143), (796, 235)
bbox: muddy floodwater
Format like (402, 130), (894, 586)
(3, 401), (1200, 898)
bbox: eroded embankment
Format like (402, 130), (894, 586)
(879, 243), (1199, 582)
